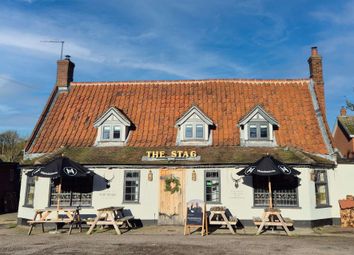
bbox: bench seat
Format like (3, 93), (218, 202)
(86, 216), (134, 226)
(253, 217), (294, 227)
(28, 219), (73, 224)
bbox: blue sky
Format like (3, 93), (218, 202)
(0, 0), (353, 137)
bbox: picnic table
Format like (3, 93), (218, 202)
(209, 206), (237, 234)
(27, 207), (82, 235)
(253, 208), (293, 236)
(86, 206), (134, 235)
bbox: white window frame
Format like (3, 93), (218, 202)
(248, 122), (269, 140)
(100, 124), (123, 141)
(238, 105), (279, 147)
(123, 171), (140, 203)
(205, 170), (221, 204)
(94, 107), (132, 146)
(183, 122), (206, 141)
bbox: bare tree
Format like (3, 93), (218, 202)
(0, 131), (26, 162)
(347, 99), (354, 111)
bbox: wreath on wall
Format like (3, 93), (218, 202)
(164, 176), (181, 194)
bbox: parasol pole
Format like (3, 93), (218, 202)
(57, 177), (62, 218)
(268, 176), (273, 208)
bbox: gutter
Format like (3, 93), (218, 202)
(308, 79), (335, 157)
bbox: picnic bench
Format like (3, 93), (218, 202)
(209, 206), (238, 234)
(253, 208), (293, 236)
(86, 206), (134, 235)
(28, 207), (82, 235)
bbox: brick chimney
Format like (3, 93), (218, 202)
(340, 106), (347, 116)
(308, 46), (325, 114)
(56, 55), (75, 88)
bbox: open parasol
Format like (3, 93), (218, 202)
(237, 155), (300, 208)
(26, 156), (94, 210)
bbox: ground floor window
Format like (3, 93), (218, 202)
(314, 170), (330, 207)
(50, 176), (93, 207)
(205, 170), (220, 203)
(24, 176), (35, 207)
(123, 171), (140, 203)
(253, 175), (298, 207)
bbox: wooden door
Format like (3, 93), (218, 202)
(159, 169), (185, 225)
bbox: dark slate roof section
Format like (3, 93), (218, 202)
(23, 146), (335, 168)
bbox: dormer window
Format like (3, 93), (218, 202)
(238, 105), (279, 147)
(249, 123), (268, 140)
(101, 125), (122, 140)
(176, 105), (214, 146)
(94, 107), (132, 147)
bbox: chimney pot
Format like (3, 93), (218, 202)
(311, 46), (318, 56)
(65, 55), (71, 60)
(340, 106), (347, 116)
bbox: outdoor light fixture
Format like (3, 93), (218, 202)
(310, 170), (317, 182)
(148, 170), (153, 182)
(192, 170), (197, 181)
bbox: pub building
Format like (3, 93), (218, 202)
(17, 47), (353, 227)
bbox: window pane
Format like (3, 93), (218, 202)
(316, 184), (328, 205)
(253, 175), (298, 207)
(315, 170), (329, 206)
(102, 126), (110, 139)
(124, 171), (140, 203)
(260, 125), (268, 138)
(205, 171), (220, 203)
(25, 177), (35, 207)
(113, 126), (121, 139)
(196, 124), (204, 139)
(185, 125), (193, 138)
(249, 125), (257, 138)
(50, 177), (93, 207)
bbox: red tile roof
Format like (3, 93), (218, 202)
(26, 79), (332, 155)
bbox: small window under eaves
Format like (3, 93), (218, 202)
(238, 105), (279, 147)
(175, 105), (214, 146)
(93, 107), (132, 147)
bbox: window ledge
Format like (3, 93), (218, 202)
(252, 206), (302, 209)
(95, 141), (126, 147)
(22, 205), (34, 209)
(315, 205), (332, 209)
(122, 202), (140, 205)
(46, 206), (94, 209)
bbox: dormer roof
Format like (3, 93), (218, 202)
(93, 107), (131, 127)
(238, 105), (279, 127)
(175, 105), (214, 126)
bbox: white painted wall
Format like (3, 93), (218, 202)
(18, 168), (160, 221)
(329, 164), (354, 218)
(18, 165), (354, 224)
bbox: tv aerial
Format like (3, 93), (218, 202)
(40, 40), (65, 60)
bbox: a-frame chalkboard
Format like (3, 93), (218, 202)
(184, 199), (208, 236)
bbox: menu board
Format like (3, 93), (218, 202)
(186, 200), (204, 225)
(184, 199), (208, 236)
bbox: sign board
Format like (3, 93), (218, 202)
(142, 150), (200, 161)
(184, 199), (208, 236)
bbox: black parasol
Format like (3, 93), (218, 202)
(26, 156), (94, 210)
(26, 156), (93, 179)
(237, 155), (300, 208)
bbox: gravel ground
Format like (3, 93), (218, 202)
(1, 213), (354, 255)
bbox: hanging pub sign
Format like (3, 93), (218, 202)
(142, 150), (200, 161)
(184, 199), (208, 236)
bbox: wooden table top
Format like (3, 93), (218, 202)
(97, 206), (124, 211)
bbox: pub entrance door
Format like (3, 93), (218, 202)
(158, 168), (185, 225)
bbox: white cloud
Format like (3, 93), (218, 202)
(311, 1), (354, 25)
